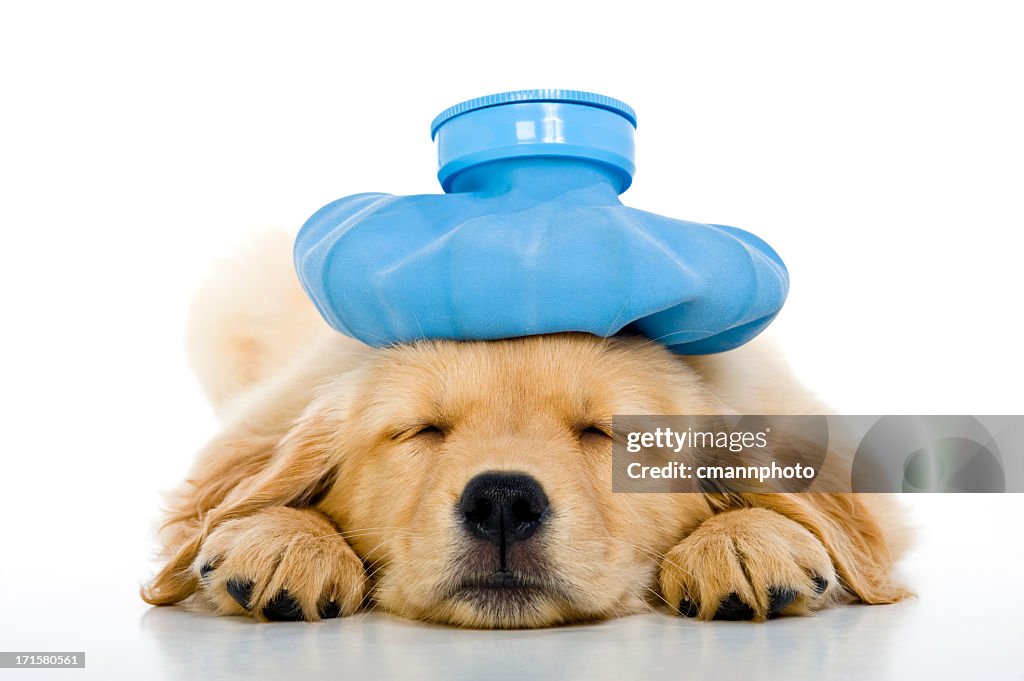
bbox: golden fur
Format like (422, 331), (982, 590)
(142, 232), (910, 627)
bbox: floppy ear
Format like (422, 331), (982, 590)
(141, 402), (343, 606)
(738, 493), (912, 604)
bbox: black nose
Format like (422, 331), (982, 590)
(459, 472), (549, 547)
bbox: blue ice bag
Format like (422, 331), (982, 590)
(295, 90), (788, 354)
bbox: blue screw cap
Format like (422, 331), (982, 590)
(430, 89), (637, 135)
(431, 89), (638, 193)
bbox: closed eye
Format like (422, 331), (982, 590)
(412, 424), (444, 438)
(579, 424), (612, 439)
(390, 423), (446, 442)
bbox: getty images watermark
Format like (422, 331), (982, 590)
(611, 415), (1024, 493)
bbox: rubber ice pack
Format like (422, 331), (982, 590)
(294, 90), (789, 354)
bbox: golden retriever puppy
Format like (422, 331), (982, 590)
(142, 232), (910, 627)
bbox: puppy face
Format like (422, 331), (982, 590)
(309, 334), (718, 627)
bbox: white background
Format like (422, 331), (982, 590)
(0, 1), (1021, 679)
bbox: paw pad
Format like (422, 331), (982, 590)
(199, 560), (219, 579)
(714, 593), (755, 621)
(225, 578), (254, 610)
(262, 590), (304, 622)
(766, 587), (797, 617)
(678, 599), (699, 618)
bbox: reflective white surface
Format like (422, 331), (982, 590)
(1, 496), (1021, 680)
(2, 2), (1022, 678)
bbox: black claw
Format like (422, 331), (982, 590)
(767, 587), (798, 617)
(226, 578), (255, 609)
(200, 561), (217, 579)
(263, 590), (305, 622)
(812, 575), (829, 594)
(714, 592), (755, 621)
(678, 599), (699, 617)
(319, 601), (342, 619)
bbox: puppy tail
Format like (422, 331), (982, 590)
(186, 229), (326, 413)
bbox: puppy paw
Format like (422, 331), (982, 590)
(194, 507), (366, 622)
(660, 507), (836, 621)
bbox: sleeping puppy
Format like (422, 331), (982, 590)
(142, 233), (910, 627)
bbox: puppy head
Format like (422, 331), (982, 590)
(146, 332), (908, 625)
(290, 333), (718, 627)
